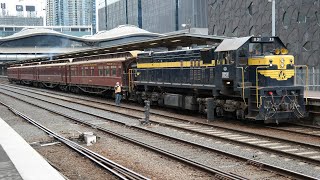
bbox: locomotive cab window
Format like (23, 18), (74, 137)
(238, 46), (248, 65)
(217, 52), (235, 65)
(263, 43), (275, 55)
(249, 43), (262, 56)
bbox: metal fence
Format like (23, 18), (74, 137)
(295, 66), (320, 91)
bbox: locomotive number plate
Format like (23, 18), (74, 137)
(222, 72), (229, 79)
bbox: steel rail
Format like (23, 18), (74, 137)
(267, 125), (320, 138)
(0, 87), (316, 179)
(3, 85), (320, 152)
(0, 88), (250, 180)
(5, 84), (320, 140)
(0, 101), (149, 180)
(8, 83), (320, 139)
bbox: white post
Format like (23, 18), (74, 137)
(272, 0), (276, 36)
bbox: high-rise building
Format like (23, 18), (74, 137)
(46, 0), (96, 33)
(97, 0), (208, 33)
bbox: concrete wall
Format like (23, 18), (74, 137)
(208, 0), (320, 67)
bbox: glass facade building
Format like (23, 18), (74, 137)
(98, 0), (208, 33)
(46, 0), (96, 33)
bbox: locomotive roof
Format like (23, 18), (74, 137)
(215, 36), (251, 52)
(215, 36), (286, 52)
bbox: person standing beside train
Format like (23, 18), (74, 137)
(114, 82), (122, 106)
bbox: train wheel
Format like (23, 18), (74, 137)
(236, 109), (245, 119)
(215, 106), (224, 117)
(137, 95), (143, 105)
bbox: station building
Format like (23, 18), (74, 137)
(0, 25), (162, 75)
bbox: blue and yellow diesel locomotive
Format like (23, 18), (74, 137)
(132, 36), (307, 123)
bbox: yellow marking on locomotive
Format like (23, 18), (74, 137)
(248, 55), (294, 69)
(137, 60), (216, 68)
(258, 69), (294, 80)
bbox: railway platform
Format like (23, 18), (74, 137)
(0, 117), (64, 180)
(306, 90), (320, 100)
(306, 90), (320, 107)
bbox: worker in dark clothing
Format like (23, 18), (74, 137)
(114, 82), (122, 106)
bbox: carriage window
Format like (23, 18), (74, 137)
(104, 66), (110, 76)
(249, 43), (262, 56)
(98, 66), (104, 76)
(118, 66), (122, 76)
(85, 67), (89, 76)
(111, 66), (117, 76)
(81, 67), (85, 76)
(90, 67), (94, 76)
(70, 67), (74, 76)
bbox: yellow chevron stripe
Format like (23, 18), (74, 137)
(248, 55), (294, 69)
(258, 69), (294, 81)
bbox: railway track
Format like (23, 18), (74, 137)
(3, 85), (320, 161)
(0, 101), (150, 180)
(6, 83), (320, 139)
(267, 124), (320, 138)
(0, 85), (318, 179)
(0, 87), (255, 180)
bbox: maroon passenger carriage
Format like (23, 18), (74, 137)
(7, 51), (139, 98)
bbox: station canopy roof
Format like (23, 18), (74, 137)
(84, 25), (161, 40)
(0, 25), (162, 43)
(8, 33), (227, 65)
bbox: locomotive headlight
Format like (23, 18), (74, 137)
(269, 59), (273, 66)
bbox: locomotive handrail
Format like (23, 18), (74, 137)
(128, 69), (134, 93)
(237, 67), (246, 105)
(294, 65), (308, 104)
(256, 66), (269, 108)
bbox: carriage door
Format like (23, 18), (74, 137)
(67, 65), (71, 84)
